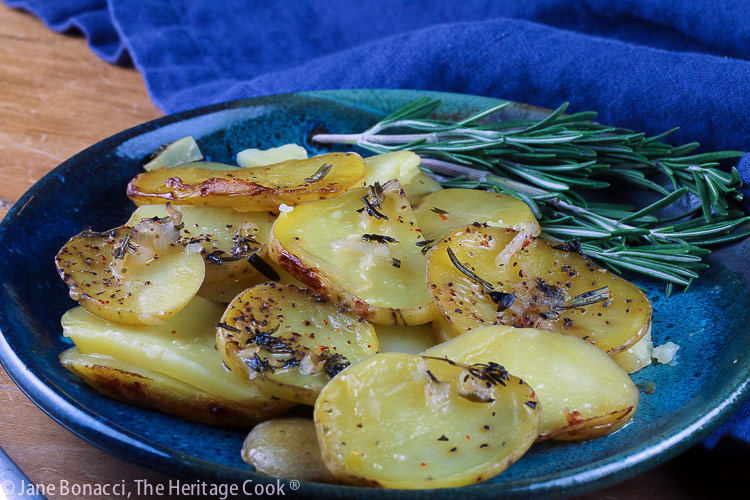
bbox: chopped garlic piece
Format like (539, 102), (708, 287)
(652, 341), (680, 364)
(495, 222), (537, 267)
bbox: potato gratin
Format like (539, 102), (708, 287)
(55, 137), (655, 488)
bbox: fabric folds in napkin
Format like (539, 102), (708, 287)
(4, 0), (750, 452)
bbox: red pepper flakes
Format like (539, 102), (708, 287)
(438, 214), (448, 221)
(420, 462), (427, 467)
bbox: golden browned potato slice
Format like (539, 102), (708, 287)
(127, 205), (278, 302)
(403, 172), (443, 206)
(126, 152), (366, 211)
(613, 328), (654, 374)
(217, 282), (379, 406)
(427, 224), (652, 353)
(270, 180), (436, 325)
(413, 189), (539, 242)
(374, 323), (439, 354)
(314, 352), (539, 488)
(55, 218), (205, 326)
(61, 348), (277, 428)
(62, 296), (292, 417)
(241, 417), (338, 483)
(362, 151), (421, 186)
(425, 325), (639, 441)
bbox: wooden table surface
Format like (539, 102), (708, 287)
(0, 4), (735, 499)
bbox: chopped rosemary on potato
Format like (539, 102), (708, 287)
(304, 162), (333, 183)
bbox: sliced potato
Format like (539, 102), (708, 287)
(61, 348), (275, 428)
(242, 417), (338, 483)
(237, 144), (308, 168)
(144, 136), (203, 171)
(403, 172), (443, 206)
(425, 325), (639, 440)
(217, 282), (379, 405)
(613, 328), (654, 374)
(427, 224), (652, 353)
(126, 152), (366, 211)
(62, 296), (292, 415)
(431, 315), (456, 344)
(270, 180), (436, 325)
(374, 324), (439, 354)
(127, 205), (278, 302)
(55, 220), (205, 326)
(413, 189), (539, 242)
(362, 151), (421, 187)
(315, 352), (539, 488)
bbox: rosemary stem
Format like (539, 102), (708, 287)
(311, 133), (365, 145)
(419, 157), (548, 197)
(418, 157), (486, 178)
(311, 97), (747, 289)
(312, 132), (440, 145)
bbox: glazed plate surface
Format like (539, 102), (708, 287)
(1, 89), (749, 498)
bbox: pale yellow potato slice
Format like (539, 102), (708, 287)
(143, 136), (203, 171)
(270, 180), (436, 325)
(613, 328), (654, 374)
(314, 352), (540, 488)
(427, 224), (652, 353)
(425, 325), (639, 440)
(61, 348), (276, 428)
(62, 296), (292, 416)
(127, 152), (366, 211)
(241, 417), (338, 483)
(237, 144), (308, 167)
(413, 189), (540, 242)
(55, 221), (205, 326)
(431, 315), (456, 344)
(362, 151), (421, 187)
(127, 205), (278, 302)
(374, 324), (439, 354)
(403, 172), (443, 206)
(217, 282), (378, 406)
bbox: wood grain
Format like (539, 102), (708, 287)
(0, 3), (729, 499)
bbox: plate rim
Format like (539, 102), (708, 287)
(1, 88), (749, 498)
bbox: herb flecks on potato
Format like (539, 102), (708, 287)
(55, 216), (205, 326)
(217, 282), (378, 405)
(314, 352), (540, 488)
(128, 205), (277, 302)
(427, 224), (652, 353)
(126, 152), (366, 211)
(413, 188), (539, 243)
(270, 180), (437, 325)
(425, 325), (639, 440)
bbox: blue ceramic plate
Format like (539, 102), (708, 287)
(1, 89), (749, 498)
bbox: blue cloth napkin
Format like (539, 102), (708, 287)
(5, 0), (750, 453)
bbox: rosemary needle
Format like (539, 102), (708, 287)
(314, 98), (748, 290)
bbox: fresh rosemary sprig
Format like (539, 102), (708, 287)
(313, 98), (749, 290)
